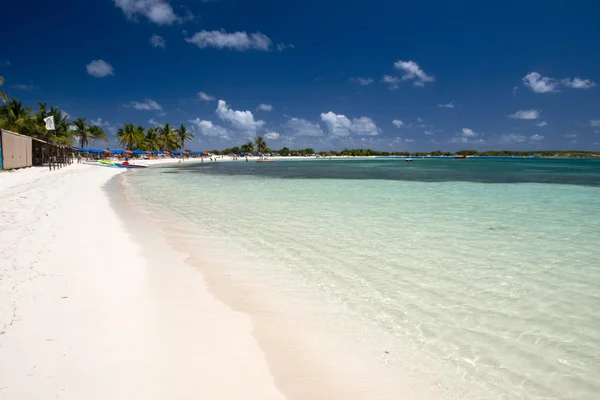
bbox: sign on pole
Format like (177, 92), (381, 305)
(44, 116), (55, 130)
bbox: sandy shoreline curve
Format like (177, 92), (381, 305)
(0, 164), (285, 399)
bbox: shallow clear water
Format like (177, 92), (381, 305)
(126, 159), (600, 399)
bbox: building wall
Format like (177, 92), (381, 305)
(0, 129), (33, 170)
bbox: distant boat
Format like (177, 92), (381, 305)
(405, 157), (413, 162)
(256, 155), (275, 163)
(455, 155), (468, 159)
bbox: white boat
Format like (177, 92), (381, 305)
(405, 157), (413, 162)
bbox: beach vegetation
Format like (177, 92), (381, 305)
(0, 76), (7, 103)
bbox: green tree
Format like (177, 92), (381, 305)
(143, 127), (161, 151)
(240, 141), (254, 154)
(73, 118), (92, 149)
(89, 125), (107, 147)
(0, 98), (34, 134)
(254, 135), (268, 154)
(175, 124), (194, 151)
(279, 147), (290, 156)
(158, 123), (179, 151)
(117, 123), (142, 150)
(0, 76), (7, 103)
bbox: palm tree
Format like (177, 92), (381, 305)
(0, 76), (7, 103)
(175, 124), (194, 151)
(144, 127), (161, 151)
(73, 118), (92, 149)
(0, 98), (34, 134)
(89, 125), (107, 147)
(158, 123), (179, 151)
(49, 106), (74, 145)
(254, 135), (268, 154)
(117, 123), (142, 150)
(241, 140), (254, 155)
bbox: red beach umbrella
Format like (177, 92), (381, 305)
(104, 150), (111, 155)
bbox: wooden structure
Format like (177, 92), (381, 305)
(0, 129), (33, 169)
(0, 128), (74, 170)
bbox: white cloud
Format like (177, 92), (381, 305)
(562, 77), (596, 89)
(523, 71), (596, 93)
(198, 91), (215, 101)
(523, 72), (559, 93)
(264, 131), (280, 140)
(276, 43), (294, 51)
(257, 103), (273, 111)
(498, 134), (527, 144)
(216, 100), (265, 133)
(510, 109), (540, 120)
(90, 118), (111, 127)
(450, 128), (484, 144)
(536, 121), (548, 127)
(320, 112), (380, 137)
(590, 119), (600, 127)
(186, 30), (272, 51)
(392, 119), (405, 128)
(529, 134), (545, 142)
(382, 75), (400, 89)
(393, 60), (435, 86)
(424, 130), (434, 135)
(128, 98), (163, 111)
(283, 118), (323, 137)
(10, 83), (35, 91)
(148, 118), (160, 126)
(188, 119), (230, 139)
(350, 77), (374, 86)
(513, 86), (518, 95)
(437, 103), (455, 108)
(461, 128), (478, 137)
(86, 60), (114, 78)
(114, 0), (181, 25)
(149, 34), (166, 49)
(0, 60), (10, 67)
(564, 133), (578, 138)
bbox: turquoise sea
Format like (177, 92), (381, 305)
(124, 158), (600, 399)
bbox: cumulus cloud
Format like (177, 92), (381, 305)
(392, 119), (405, 128)
(510, 109), (540, 120)
(523, 72), (559, 93)
(86, 60), (114, 78)
(523, 72), (596, 93)
(264, 131), (280, 140)
(562, 77), (596, 89)
(257, 103), (273, 111)
(564, 133), (578, 138)
(188, 119), (230, 139)
(320, 112), (380, 137)
(536, 121), (548, 127)
(350, 77), (374, 86)
(148, 118), (160, 126)
(382, 75), (400, 89)
(590, 120), (600, 127)
(149, 34), (166, 49)
(128, 98), (163, 111)
(186, 30), (272, 51)
(424, 130), (434, 135)
(216, 100), (265, 133)
(198, 91), (215, 101)
(450, 128), (484, 144)
(530, 134), (545, 142)
(114, 0), (181, 25)
(394, 60), (435, 86)
(437, 102), (455, 108)
(283, 118), (323, 137)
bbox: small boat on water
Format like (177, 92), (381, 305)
(455, 155), (468, 159)
(405, 157), (413, 162)
(256, 155), (275, 163)
(115, 161), (148, 169)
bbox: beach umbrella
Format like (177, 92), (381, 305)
(104, 150), (111, 155)
(126, 150), (132, 155)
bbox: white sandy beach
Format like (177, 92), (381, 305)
(0, 164), (286, 400)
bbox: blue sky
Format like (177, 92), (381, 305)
(1, 0), (599, 151)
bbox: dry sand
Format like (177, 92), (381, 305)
(0, 164), (286, 399)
